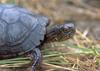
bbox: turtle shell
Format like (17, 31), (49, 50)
(0, 4), (48, 58)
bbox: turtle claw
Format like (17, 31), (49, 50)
(31, 48), (41, 71)
(32, 66), (36, 71)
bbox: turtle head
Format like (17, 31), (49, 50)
(46, 21), (75, 42)
(57, 21), (75, 41)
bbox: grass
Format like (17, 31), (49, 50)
(41, 29), (100, 70)
(0, 0), (100, 71)
(0, 29), (99, 71)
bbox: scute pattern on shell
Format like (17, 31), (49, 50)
(1, 8), (20, 23)
(0, 19), (7, 46)
(0, 4), (48, 57)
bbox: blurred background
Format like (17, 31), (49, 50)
(0, 0), (100, 71)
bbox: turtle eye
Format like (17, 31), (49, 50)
(63, 24), (75, 39)
(59, 25), (69, 35)
(63, 29), (69, 35)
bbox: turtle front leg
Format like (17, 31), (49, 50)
(31, 47), (41, 71)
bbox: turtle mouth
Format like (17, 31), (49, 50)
(64, 28), (75, 39)
(59, 28), (75, 41)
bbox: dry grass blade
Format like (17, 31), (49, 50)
(0, 0), (99, 71)
(42, 63), (77, 71)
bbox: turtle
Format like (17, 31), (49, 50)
(0, 4), (75, 71)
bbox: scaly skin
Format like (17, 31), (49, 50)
(46, 21), (75, 42)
